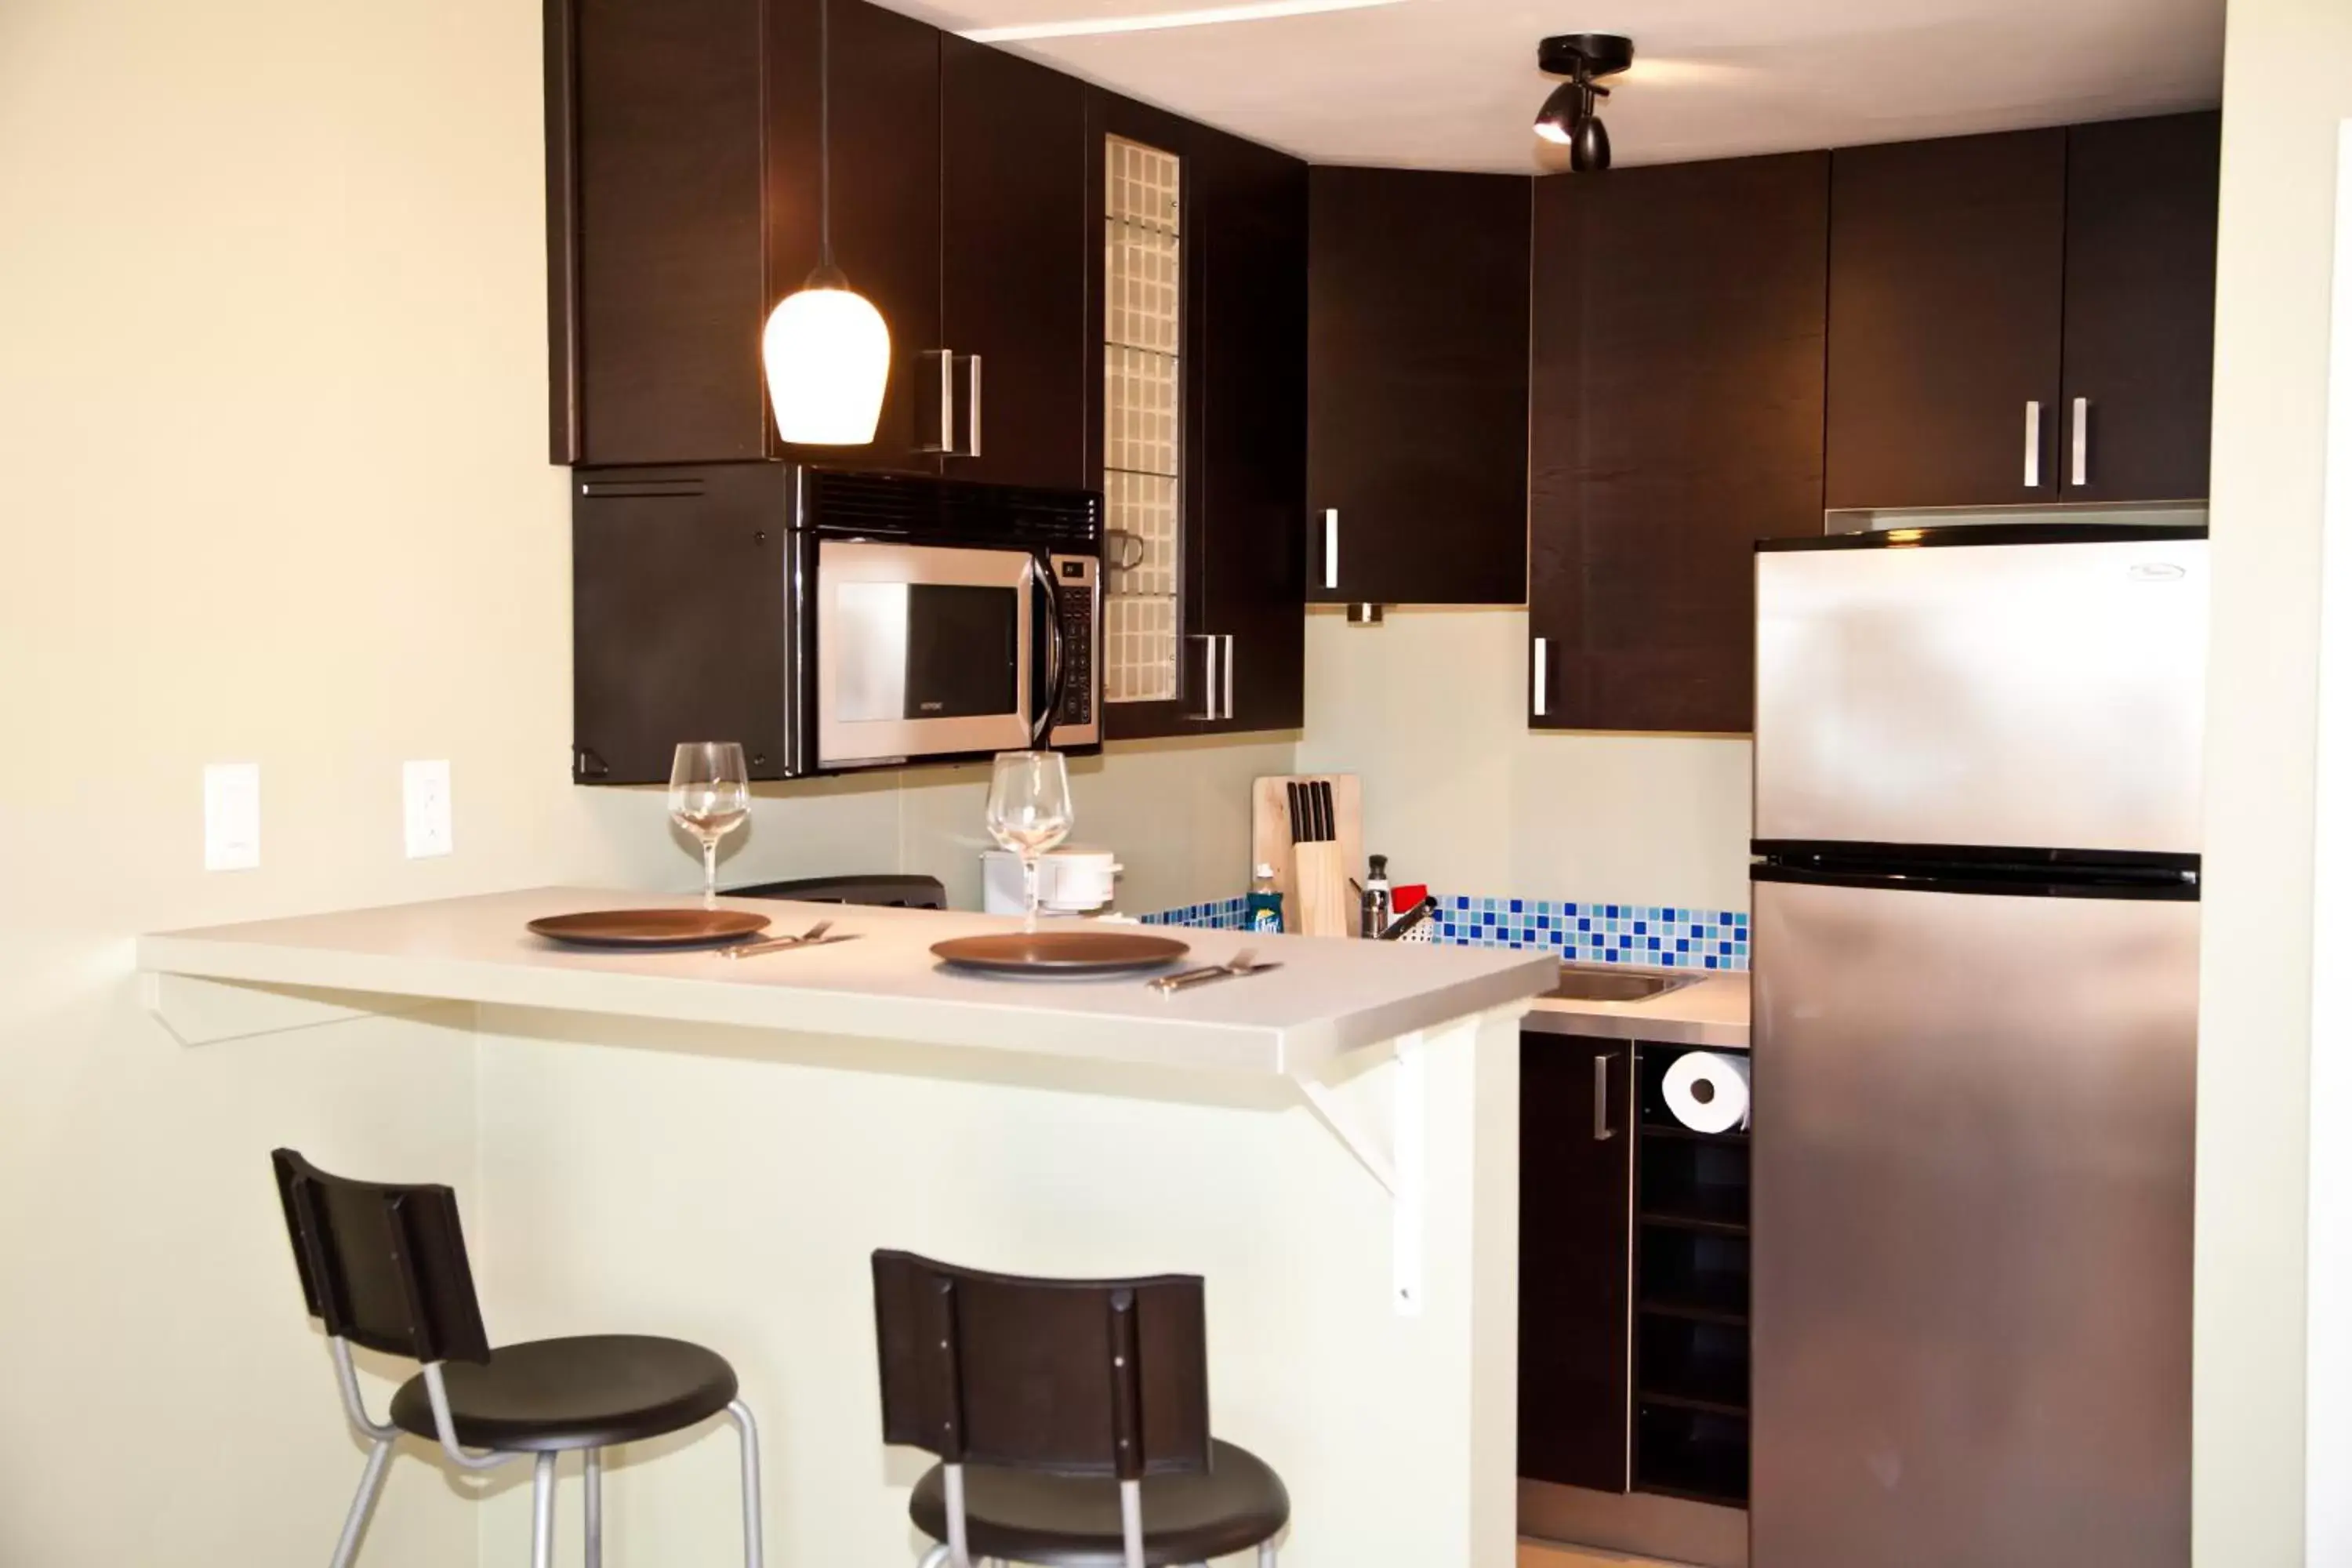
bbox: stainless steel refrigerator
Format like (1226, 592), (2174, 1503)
(1750, 524), (2205, 1568)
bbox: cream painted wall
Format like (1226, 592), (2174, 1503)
(0, 0), (1279, 1562)
(1296, 608), (1754, 913)
(2195, 2), (2352, 1561)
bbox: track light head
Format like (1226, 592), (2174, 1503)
(1534, 32), (1632, 168)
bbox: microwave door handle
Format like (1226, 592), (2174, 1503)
(1026, 554), (1065, 746)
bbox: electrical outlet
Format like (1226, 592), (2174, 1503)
(403, 760), (453, 859)
(204, 763), (261, 871)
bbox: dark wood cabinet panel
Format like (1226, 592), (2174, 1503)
(1307, 167), (1529, 605)
(939, 37), (1089, 488)
(1520, 1033), (1635, 1493)
(1199, 126), (1308, 733)
(1530, 151), (1828, 735)
(2060, 111), (2220, 503)
(764, 0), (941, 471)
(567, 0), (769, 465)
(1824, 129), (2067, 510)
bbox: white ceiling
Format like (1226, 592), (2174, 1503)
(889, 0), (2223, 172)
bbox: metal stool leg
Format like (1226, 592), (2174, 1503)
(583, 1449), (603, 1568)
(727, 1399), (765, 1568)
(1258, 1545), (1279, 1566)
(531, 1451), (558, 1568)
(328, 1437), (396, 1568)
(916, 1547), (951, 1568)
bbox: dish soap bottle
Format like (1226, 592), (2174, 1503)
(1247, 863), (1285, 934)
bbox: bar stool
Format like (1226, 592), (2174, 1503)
(872, 1250), (1290, 1568)
(270, 1149), (764, 1568)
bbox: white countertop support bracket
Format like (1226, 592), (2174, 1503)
(1294, 1032), (1426, 1317)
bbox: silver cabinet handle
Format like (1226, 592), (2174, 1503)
(1190, 634), (1220, 722)
(1593, 1051), (1615, 1142)
(964, 354), (983, 459)
(2071, 395), (2089, 487)
(1321, 509), (1339, 591)
(2023, 399), (2042, 488)
(1221, 633), (1235, 722)
(1533, 636), (1549, 718)
(919, 349), (954, 454)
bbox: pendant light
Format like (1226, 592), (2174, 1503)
(763, 0), (890, 445)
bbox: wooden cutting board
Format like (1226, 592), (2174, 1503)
(1250, 774), (1363, 938)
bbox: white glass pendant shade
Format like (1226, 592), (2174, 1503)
(762, 267), (891, 445)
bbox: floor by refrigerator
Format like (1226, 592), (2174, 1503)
(1748, 524), (2207, 1568)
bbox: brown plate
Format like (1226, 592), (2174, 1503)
(528, 909), (771, 949)
(931, 930), (1191, 976)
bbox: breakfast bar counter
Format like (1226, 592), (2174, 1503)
(140, 888), (1552, 1568)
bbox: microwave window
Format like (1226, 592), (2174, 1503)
(833, 583), (1018, 723)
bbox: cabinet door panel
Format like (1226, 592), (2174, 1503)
(1824, 129), (2066, 510)
(764, 0), (942, 471)
(1520, 1033), (1635, 1492)
(941, 38), (1088, 489)
(1200, 128), (1308, 732)
(2060, 112), (2220, 503)
(1531, 152), (1828, 734)
(1308, 168), (1529, 605)
(571, 0), (769, 465)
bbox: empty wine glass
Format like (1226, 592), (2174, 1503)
(670, 742), (751, 909)
(985, 750), (1073, 932)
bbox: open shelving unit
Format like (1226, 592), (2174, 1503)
(1632, 1044), (1753, 1508)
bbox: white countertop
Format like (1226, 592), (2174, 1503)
(137, 887), (1559, 1077)
(1522, 969), (1750, 1050)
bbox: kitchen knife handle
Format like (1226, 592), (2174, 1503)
(1594, 1052), (1616, 1142)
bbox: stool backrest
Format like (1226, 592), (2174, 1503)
(270, 1149), (492, 1364)
(872, 1250), (1210, 1480)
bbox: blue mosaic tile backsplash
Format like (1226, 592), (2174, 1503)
(1135, 893), (1749, 970)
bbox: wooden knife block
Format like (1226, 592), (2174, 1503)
(1250, 774), (1363, 938)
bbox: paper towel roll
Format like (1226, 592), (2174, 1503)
(1662, 1051), (1751, 1134)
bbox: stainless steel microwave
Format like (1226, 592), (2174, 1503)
(570, 465), (1102, 784)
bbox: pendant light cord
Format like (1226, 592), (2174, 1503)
(818, 0), (835, 270)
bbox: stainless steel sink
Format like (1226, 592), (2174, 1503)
(1542, 964), (1697, 1004)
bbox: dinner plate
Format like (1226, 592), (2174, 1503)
(930, 930), (1190, 977)
(528, 909), (771, 949)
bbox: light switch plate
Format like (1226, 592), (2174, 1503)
(203, 763), (261, 871)
(403, 760), (453, 859)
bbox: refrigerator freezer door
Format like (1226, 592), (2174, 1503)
(1755, 536), (2206, 853)
(1750, 874), (2195, 1568)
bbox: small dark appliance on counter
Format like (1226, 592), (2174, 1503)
(571, 465), (1102, 785)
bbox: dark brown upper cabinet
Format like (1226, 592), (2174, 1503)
(1530, 152), (1830, 735)
(1307, 167), (1530, 605)
(550, 0), (1083, 477)
(1824, 128), (2069, 510)
(2059, 111), (2221, 503)
(1088, 93), (1307, 742)
(938, 37), (1089, 488)
(1519, 1031), (1635, 1494)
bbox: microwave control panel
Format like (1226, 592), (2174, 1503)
(1048, 553), (1100, 745)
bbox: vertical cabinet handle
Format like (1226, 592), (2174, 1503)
(919, 349), (954, 455)
(2071, 395), (2089, 488)
(964, 354), (983, 459)
(1321, 509), (1340, 591)
(1221, 633), (1236, 723)
(1532, 636), (1549, 719)
(1593, 1052), (1615, 1142)
(1189, 634), (1221, 722)
(2023, 399), (2042, 488)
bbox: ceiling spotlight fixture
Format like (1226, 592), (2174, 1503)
(1534, 32), (1632, 171)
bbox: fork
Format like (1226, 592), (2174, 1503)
(721, 918), (837, 959)
(1149, 948), (1282, 994)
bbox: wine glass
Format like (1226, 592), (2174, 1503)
(985, 750), (1073, 932)
(670, 742), (751, 909)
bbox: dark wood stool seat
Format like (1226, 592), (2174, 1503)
(909, 1440), (1288, 1567)
(386, 1334), (739, 1454)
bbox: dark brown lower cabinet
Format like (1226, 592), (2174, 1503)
(1530, 151), (1828, 735)
(1521, 1036), (1752, 1511)
(1519, 1033), (1634, 1492)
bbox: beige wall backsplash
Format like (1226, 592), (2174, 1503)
(1298, 608), (1755, 912)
